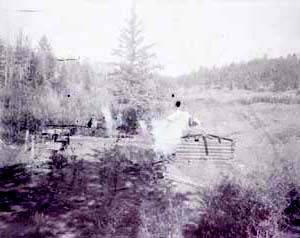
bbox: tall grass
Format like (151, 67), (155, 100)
(237, 95), (300, 105)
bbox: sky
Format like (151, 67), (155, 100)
(0, 0), (300, 76)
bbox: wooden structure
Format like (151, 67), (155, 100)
(39, 125), (73, 151)
(175, 133), (235, 161)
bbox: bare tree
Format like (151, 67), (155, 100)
(0, 38), (6, 87)
(36, 35), (56, 87)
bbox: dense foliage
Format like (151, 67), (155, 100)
(110, 6), (162, 124)
(183, 181), (274, 238)
(0, 8), (166, 142)
(0, 32), (109, 142)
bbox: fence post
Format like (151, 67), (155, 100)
(202, 136), (209, 156)
(31, 134), (35, 159)
(24, 129), (29, 151)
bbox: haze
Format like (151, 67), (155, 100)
(0, 0), (300, 76)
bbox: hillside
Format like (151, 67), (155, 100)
(176, 54), (300, 92)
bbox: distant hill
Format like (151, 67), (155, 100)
(179, 54), (300, 92)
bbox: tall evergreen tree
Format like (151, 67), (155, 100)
(111, 4), (160, 120)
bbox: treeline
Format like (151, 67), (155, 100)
(0, 30), (167, 143)
(184, 54), (300, 91)
(0, 32), (109, 143)
(0, 8), (171, 144)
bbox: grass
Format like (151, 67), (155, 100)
(237, 95), (300, 105)
(177, 88), (300, 105)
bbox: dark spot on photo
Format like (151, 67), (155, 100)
(87, 118), (93, 128)
(175, 101), (181, 108)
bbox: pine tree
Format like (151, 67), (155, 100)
(111, 4), (160, 121)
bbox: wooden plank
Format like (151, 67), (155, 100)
(181, 141), (232, 145)
(176, 157), (233, 161)
(177, 145), (233, 148)
(180, 144), (232, 148)
(179, 147), (233, 150)
(181, 141), (233, 144)
(177, 152), (233, 155)
(176, 156), (233, 159)
(176, 149), (233, 152)
(176, 155), (233, 159)
(182, 134), (233, 142)
(177, 146), (233, 150)
(202, 136), (208, 155)
(176, 146), (233, 150)
(176, 152), (233, 156)
(179, 148), (233, 151)
(179, 142), (233, 147)
(176, 154), (233, 158)
(176, 151), (233, 155)
(183, 137), (229, 141)
(176, 154), (231, 157)
(176, 153), (233, 156)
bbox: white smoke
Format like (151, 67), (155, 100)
(151, 109), (191, 155)
(102, 104), (114, 137)
(138, 120), (148, 136)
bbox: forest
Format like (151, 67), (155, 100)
(0, 8), (169, 144)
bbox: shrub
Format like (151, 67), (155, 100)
(183, 180), (275, 238)
(280, 185), (300, 234)
(72, 146), (172, 238)
(112, 106), (140, 134)
(1, 109), (41, 144)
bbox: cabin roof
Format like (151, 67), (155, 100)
(181, 133), (233, 142)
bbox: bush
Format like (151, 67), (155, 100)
(74, 146), (171, 237)
(183, 180), (275, 238)
(112, 106), (140, 135)
(1, 109), (41, 144)
(280, 185), (300, 233)
(121, 107), (139, 133)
